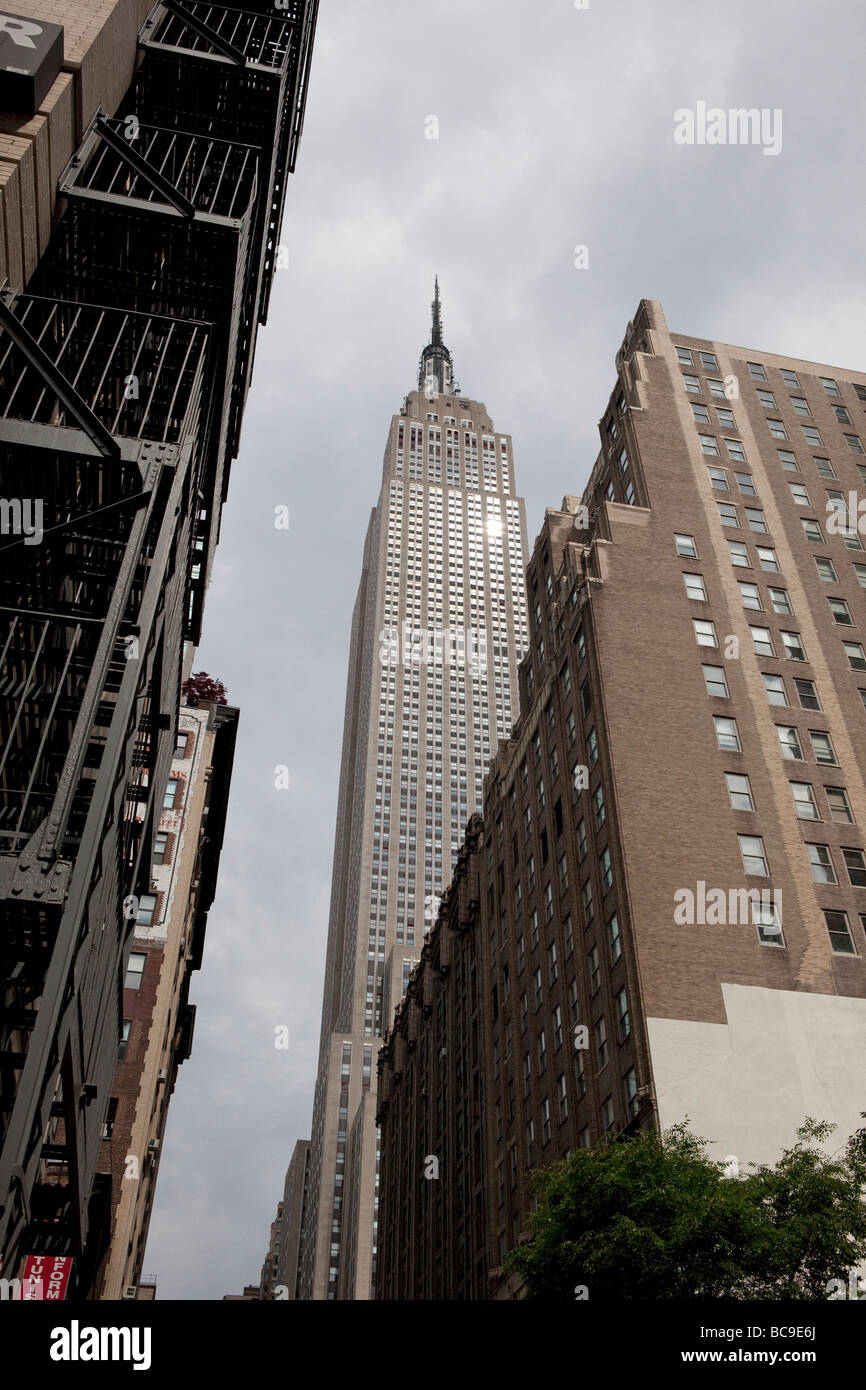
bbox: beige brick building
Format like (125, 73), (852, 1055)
(0, 1), (155, 288)
(377, 299), (866, 1297)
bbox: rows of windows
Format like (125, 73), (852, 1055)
(682, 525), (866, 952)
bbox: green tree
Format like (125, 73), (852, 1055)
(504, 1118), (866, 1300)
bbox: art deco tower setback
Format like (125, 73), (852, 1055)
(297, 286), (530, 1299)
(377, 299), (866, 1298)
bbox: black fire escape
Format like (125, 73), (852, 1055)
(0, 1), (317, 1295)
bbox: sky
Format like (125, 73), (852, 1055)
(144, 0), (866, 1299)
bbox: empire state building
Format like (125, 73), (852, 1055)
(297, 284), (530, 1298)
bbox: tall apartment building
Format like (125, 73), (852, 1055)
(0, 1), (317, 1297)
(272, 1138), (309, 1299)
(296, 285), (530, 1299)
(376, 298), (866, 1298)
(95, 696), (238, 1300)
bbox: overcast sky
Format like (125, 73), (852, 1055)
(144, 0), (866, 1299)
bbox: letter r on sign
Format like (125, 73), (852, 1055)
(0, 16), (43, 47)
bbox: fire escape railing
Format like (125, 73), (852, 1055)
(0, 0), (318, 1294)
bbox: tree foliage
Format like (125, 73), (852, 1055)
(181, 671), (227, 706)
(504, 1118), (866, 1300)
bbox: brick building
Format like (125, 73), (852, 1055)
(0, 1), (317, 1297)
(95, 699), (238, 1299)
(376, 298), (866, 1298)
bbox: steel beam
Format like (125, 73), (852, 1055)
(161, 0), (248, 66)
(0, 295), (121, 461)
(92, 114), (196, 219)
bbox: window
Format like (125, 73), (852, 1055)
(768, 419), (787, 439)
(834, 406), (852, 424)
(601, 1096), (615, 1132)
(829, 597), (854, 626)
(708, 466), (729, 491)
(691, 403), (710, 424)
(717, 502), (739, 526)
(702, 664), (729, 698)
(588, 943), (600, 993)
(807, 843), (836, 884)
(768, 587), (793, 616)
(683, 373), (700, 393)
(582, 878), (595, 925)
(762, 673), (787, 706)
(790, 782), (819, 820)
(794, 678), (821, 711)
(844, 642), (866, 671)
(844, 435), (866, 455)
(600, 847), (613, 891)
(757, 546), (780, 572)
(777, 725), (803, 760)
(803, 426), (823, 446)
(729, 540), (750, 567)
(791, 397), (810, 416)
(577, 818), (587, 861)
(624, 1068), (640, 1118)
(587, 728), (599, 767)
(820, 377), (839, 397)
(750, 625), (774, 656)
(708, 379), (726, 399)
(790, 483), (810, 506)
(739, 834), (769, 876)
(537, 1026), (546, 1069)
(781, 630), (806, 661)
(163, 779), (178, 809)
(726, 773), (754, 811)
(746, 508), (768, 533)
(809, 731), (837, 765)
(757, 389), (776, 409)
(135, 895), (156, 927)
(778, 449), (798, 471)
(827, 787), (854, 824)
(738, 581), (762, 610)
(608, 913), (622, 964)
(153, 831), (169, 865)
(726, 440), (747, 463)
(814, 457), (835, 479)
(593, 784), (605, 828)
(693, 619), (718, 648)
(595, 1017), (608, 1070)
(676, 346), (694, 365)
(714, 716), (741, 751)
(717, 407), (736, 429)
(735, 472), (756, 495)
(118, 1021), (131, 1062)
(700, 434), (720, 456)
(675, 533), (697, 557)
(853, 564), (866, 590)
(700, 351), (719, 371)
(824, 909), (856, 955)
(843, 849), (866, 887)
(125, 952), (146, 989)
(548, 940), (558, 984)
(748, 362), (767, 381)
(802, 518), (824, 543)
(815, 557), (837, 582)
(615, 987), (631, 1041)
(780, 368), (800, 389)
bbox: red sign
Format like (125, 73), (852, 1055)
(21, 1254), (72, 1300)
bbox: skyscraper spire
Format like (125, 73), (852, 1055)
(431, 275), (442, 346)
(418, 276), (456, 395)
